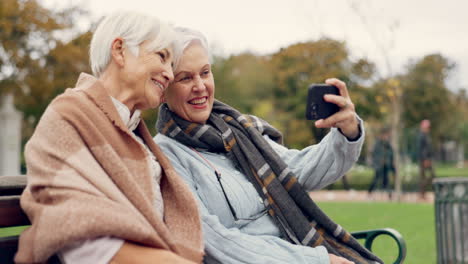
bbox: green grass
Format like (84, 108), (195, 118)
(434, 164), (468, 177)
(331, 164), (468, 191)
(318, 201), (436, 264)
(0, 225), (28, 238)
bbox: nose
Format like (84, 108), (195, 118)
(193, 75), (206, 91)
(162, 63), (174, 82)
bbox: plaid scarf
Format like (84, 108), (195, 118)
(157, 101), (382, 264)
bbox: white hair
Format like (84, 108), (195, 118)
(90, 11), (176, 77)
(172, 27), (212, 72)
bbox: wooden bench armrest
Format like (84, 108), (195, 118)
(351, 228), (406, 264)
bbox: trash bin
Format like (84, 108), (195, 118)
(433, 177), (468, 264)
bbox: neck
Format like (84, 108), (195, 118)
(99, 68), (136, 114)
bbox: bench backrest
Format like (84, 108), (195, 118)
(0, 176), (28, 263)
(0, 195), (30, 228)
(0, 175), (29, 226)
(0, 176), (61, 264)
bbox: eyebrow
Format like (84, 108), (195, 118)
(175, 64), (210, 76)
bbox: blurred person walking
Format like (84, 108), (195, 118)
(416, 119), (436, 199)
(368, 127), (395, 199)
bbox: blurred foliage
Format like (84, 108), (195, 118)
(1, 0), (467, 173)
(212, 52), (274, 112)
(268, 39), (350, 147)
(0, 0), (90, 161)
(266, 39), (381, 147)
(401, 54), (457, 145)
(0, 0), (88, 96)
(454, 90), (468, 159)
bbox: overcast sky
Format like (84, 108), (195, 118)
(42, 0), (468, 92)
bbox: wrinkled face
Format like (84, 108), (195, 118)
(165, 43), (214, 124)
(122, 40), (174, 110)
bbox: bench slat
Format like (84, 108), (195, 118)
(0, 196), (30, 227)
(0, 176), (27, 196)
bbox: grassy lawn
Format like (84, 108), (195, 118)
(331, 164), (468, 191)
(318, 201), (436, 264)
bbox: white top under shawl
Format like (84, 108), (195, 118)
(110, 97), (164, 216)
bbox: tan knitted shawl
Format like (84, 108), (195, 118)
(15, 73), (204, 263)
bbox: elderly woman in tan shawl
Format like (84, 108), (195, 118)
(15, 11), (203, 264)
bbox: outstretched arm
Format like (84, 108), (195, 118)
(266, 117), (364, 191)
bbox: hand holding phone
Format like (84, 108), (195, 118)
(310, 79), (360, 139)
(305, 84), (340, 120)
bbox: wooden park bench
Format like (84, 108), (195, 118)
(0, 175), (407, 264)
(0, 176), (60, 264)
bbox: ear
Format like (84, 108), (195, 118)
(110, 38), (125, 67)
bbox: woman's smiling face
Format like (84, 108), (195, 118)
(164, 42), (214, 124)
(121, 40), (174, 111)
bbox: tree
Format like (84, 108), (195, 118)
(401, 54), (457, 155)
(0, 0), (90, 171)
(269, 39), (349, 147)
(212, 52), (274, 113)
(349, 0), (405, 199)
(0, 0), (87, 95)
(269, 39), (378, 148)
(17, 31), (92, 142)
(454, 89), (468, 161)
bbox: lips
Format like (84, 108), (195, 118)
(188, 97), (207, 105)
(151, 78), (165, 91)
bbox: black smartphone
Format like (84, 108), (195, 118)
(305, 84), (340, 120)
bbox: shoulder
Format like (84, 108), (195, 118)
(49, 73), (109, 120)
(35, 88), (87, 126)
(154, 134), (192, 156)
(52, 86), (91, 111)
(154, 133), (178, 147)
(51, 73), (97, 109)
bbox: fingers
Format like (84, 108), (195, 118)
(315, 98), (359, 139)
(314, 78), (359, 138)
(325, 78), (349, 98)
(323, 94), (354, 110)
(315, 109), (355, 128)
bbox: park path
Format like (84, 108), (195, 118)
(310, 190), (435, 204)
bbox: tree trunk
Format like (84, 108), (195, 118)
(391, 89), (402, 200)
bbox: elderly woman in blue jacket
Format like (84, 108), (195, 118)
(155, 27), (382, 264)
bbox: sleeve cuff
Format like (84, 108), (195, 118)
(338, 115), (364, 142)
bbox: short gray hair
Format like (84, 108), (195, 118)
(90, 11), (176, 77)
(172, 27), (212, 72)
